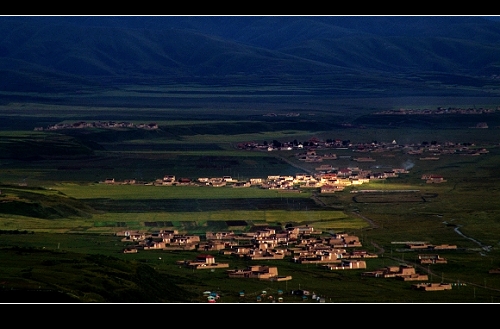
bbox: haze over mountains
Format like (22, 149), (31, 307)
(1, 15), (500, 98)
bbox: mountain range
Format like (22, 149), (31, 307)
(1, 15), (500, 98)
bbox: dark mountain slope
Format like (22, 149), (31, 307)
(1, 16), (500, 96)
(0, 247), (196, 303)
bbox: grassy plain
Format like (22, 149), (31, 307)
(1, 95), (500, 303)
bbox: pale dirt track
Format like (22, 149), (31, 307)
(352, 211), (500, 293)
(350, 211), (384, 255)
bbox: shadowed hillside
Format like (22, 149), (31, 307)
(1, 16), (500, 99)
(0, 247), (196, 303)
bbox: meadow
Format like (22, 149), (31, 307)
(1, 97), (500, 303)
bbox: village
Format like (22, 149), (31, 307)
(118, 222), (458, 295)
(50, 124), (484, 298)
(372, 106), (499, 116)
(102, 166), (413, 192)
(34, 121), (489, 191)
(102, 135), (472, 193)
(106, 135), (466, 296)
(237, 135), (489, 159)
(171, 135), (489, 188)
(34, 120), (159, 131)
(102, 158), (451, 191)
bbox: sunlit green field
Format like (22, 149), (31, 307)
(53, 183), (312, 199)
(0, 210), (361, 234)
(0, 182), (363, 234)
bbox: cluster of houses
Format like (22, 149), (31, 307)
(411, 282), (453, 291)
(102, 164), (415, 193)
(226, 265), (292, 281)
(237, 135), (489, 159)
(34, 120), (159, 131)
(405, 242), (457, 251)
(361, 264), (453, 291)
(373, 106), (499, 116)
(418, 254), (448, 264)
(103, 166), (451, 191)
(421, 174), (447, 184)
(119, 226), (454, 292)
(118, 225), (448, 284)
(361, 264), (456, 291)
(89, 132), (495, 191)
(119, 225), (374, 265)
(176, 253), (230, 270)
(190, 135), (492, 190)
(362, 264), (429, 281)
(120, 225), (366, 257)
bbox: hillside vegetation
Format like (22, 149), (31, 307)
(0, 246), (195, 303)
(2, 16), (500, 98)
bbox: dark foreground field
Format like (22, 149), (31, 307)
(1, 92), (500, 303)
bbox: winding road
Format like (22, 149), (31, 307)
(352, 211), (500, 294)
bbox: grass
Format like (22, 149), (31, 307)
(0, 199), (362, 234)
(1, 101), (500, 303)
(53, 183), (313, 199)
